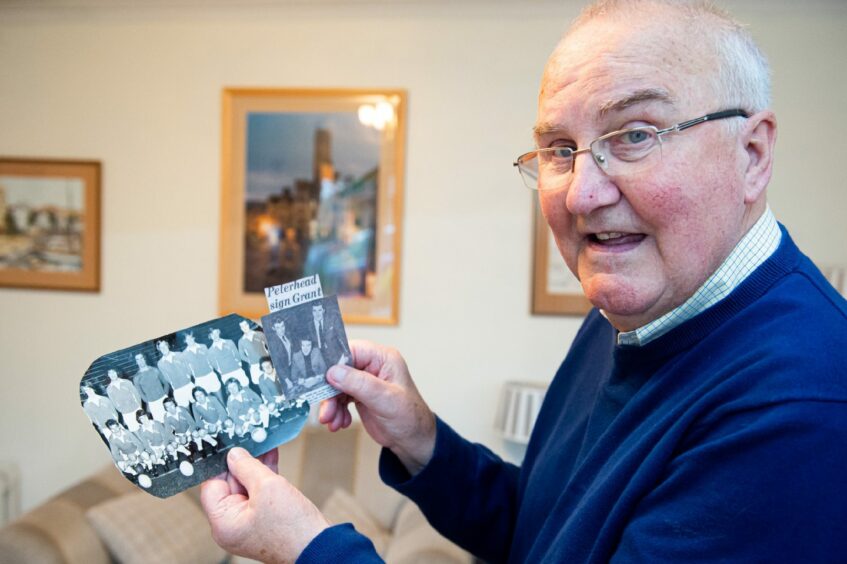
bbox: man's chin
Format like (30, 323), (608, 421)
(583, 283), (661, 330)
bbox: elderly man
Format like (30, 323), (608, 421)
(200, 1), (847, 562)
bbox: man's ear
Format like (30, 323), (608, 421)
(740, 110), (777, 204)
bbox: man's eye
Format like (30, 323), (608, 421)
(552, 147), (575, 159)
(623, 130), (650, 144)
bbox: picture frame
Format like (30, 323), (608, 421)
(0, 158), (101, 292)
(220, 88), (406, 325)
(531, 200), (592, 315)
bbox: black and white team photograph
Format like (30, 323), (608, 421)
(79, 314), (311, 498)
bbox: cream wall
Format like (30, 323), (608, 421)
(1, 0), (845, 512)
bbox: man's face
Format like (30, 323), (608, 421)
(273, 321), (286, 339)
(157, 341), (170, 355)
(261, 360), (274, 374)
(165, 401), (176, 413)
(240, 320), (250, 333)
(211, 329), (221, 341)
(301, 340), (312, 355)
(312, 305), (324, 323)
(135, 354), (147, 368)
(108, 369), (118, 381)
(536, 16), (749, 330)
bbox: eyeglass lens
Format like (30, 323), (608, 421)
(518, 127), (662, 190)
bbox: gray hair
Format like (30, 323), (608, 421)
(568, 0), (771, 117)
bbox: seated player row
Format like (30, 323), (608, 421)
(96, 371), (304, 477)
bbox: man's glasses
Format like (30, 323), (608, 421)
(513, 109), (749, 191)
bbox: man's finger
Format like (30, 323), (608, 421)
(326, 365), (390, 406)
(319, 397), (339, 424)
(200, 474), (233, 518)
(226, 447), (276, 493)
(347, 339), (385, 373)
(330, 403), (348, 431)
(258, 448), (279, 474)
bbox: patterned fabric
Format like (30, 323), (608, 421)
(617, 207), (781, 346)
(86, 491), (226, 564)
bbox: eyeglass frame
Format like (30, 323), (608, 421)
(513, 109), (750, 191)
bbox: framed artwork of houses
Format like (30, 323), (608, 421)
(0, 158), (100, 292)
(220, 88), (406, 325)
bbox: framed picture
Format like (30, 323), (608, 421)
(531, 201), (592, 315)
(0, 158), (101, 292)
(220, 88), (406, 325)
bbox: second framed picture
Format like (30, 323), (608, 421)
(532, 201), (592, 316)
(220, 88), (406, 325)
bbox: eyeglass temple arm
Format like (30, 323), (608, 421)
(672, 109), (750, 133)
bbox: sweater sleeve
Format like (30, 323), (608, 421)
(612, 400), (847, 563)
(296, 523), (383, 563)
(379, 417), (521, 562)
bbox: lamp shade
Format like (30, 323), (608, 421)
(494, 381), (547, 445)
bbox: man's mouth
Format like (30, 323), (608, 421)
(588, 231), (646, 249)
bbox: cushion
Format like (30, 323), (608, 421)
(0, 497), (111, 564)
(320, 488), (391, 556)
(385, 501), (472, 564)
(86, 491), (226, 564)
(352, 431), (406, 530)
(300, 427), (357, 508)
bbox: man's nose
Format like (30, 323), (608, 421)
(564, 153), (621, 215)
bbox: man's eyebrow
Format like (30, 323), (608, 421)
(532, 122), (564, 139)
(532, 89), (674, 141)
(598, 88), (674, 116)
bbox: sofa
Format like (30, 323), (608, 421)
(0, 424), (473, 563)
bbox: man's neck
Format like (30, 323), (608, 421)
(610, 204), (778, 341)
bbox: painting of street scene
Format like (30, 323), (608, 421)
(0, 175), (85, 272)
(0, 159), (100, 291)
(220, 89), (405, 323)
(243, 111), (380, 300)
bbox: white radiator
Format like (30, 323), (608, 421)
(0, 462), (21, 526)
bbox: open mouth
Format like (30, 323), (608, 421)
(588, 232), (646, 249)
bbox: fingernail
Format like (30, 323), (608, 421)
(329, 365), (348, 383)
(228, 447), (246, 461)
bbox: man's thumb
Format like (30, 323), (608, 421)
(226, 447), (273, 492)
(326, 365), (386, 403)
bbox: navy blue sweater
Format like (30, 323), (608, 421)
(300, 228), (847, 563)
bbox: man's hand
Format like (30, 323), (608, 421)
(200, 447), (330, 564)
(320, 340), (436, 476)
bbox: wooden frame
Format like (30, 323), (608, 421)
(0, 158), (100, 292)
(220, 88), (406, 324)
(531, 200), (592, 315)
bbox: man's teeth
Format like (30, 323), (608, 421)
(595, 232), (626, 241)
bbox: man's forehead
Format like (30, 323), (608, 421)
(534, 87), (676, 138)
(538, 10), (709, 124)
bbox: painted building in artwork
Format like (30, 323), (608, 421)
(243, 125), (379, 293)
